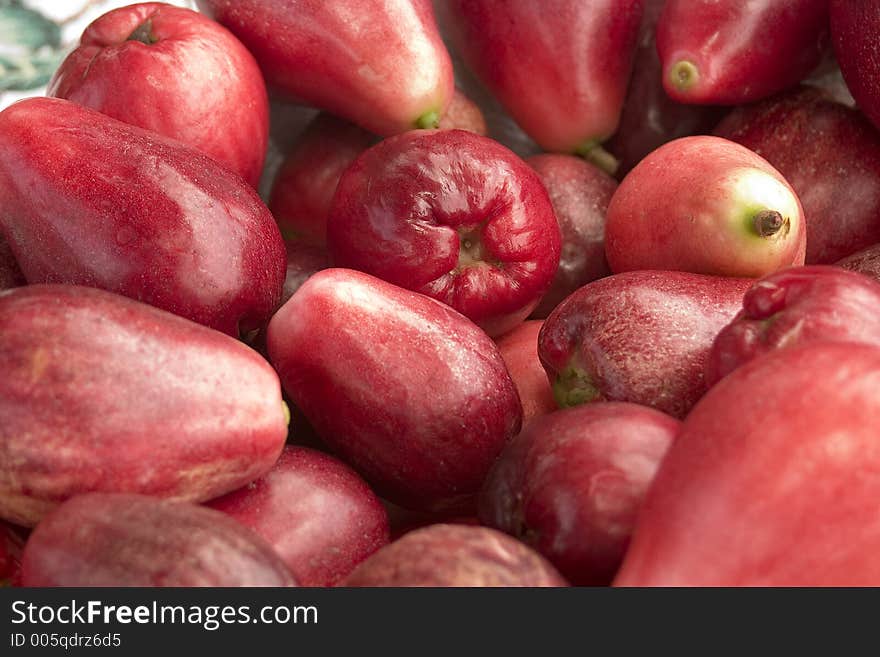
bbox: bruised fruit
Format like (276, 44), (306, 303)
(343, 524), (567, 587)
(208, 446), (390, 587)
(0, 285), (288, 527)
(21, 494), (295, 587)
(266, 269), (522, 512)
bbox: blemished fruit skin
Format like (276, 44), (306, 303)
(20, 494), (296, 587)
(342, 524), (567, 587)
(715, 86), (880, 264)
(266, 269), (523, 513)
(48, 2), (269, 188)
(195, 0), (454, 135)
(0, 285), (288, 528)
(207, 446), (390, 587)
(526, 154), (615, 319)
(837, 243), (880, 284)
(707, 266), (880, 385)
(658, 0), (829, 105)
(0, 97), (286, 337)
(539, 271), (751, 419)
(326, 129), (561, 337)
(495, 320), (557, 426)
(831, 1), (880, 134)
(615, 343), (880, 587)
(0, 236), (24, 291)
(605, 136), (806, 278)
(443, 0), (643, 162)
(606, 0), (725, 177)
(479, 402), (679, 586)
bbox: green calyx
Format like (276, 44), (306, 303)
(669, 60), (699, 92)
(574, 141), (619, 176)
(282, 401), (291, 427)
(127, 20), (158, 45)
(415, 110), (440, 130)
(552, 366), (600, 408)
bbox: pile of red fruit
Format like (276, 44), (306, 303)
(3, 0), (880, 587)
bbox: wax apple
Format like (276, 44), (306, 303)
(281, 242), (330, 306)
(0, 97), (285, 336)
(196, 0), (453, 135)
(437, 89), (488, 135)
(0, 236), (23, 291)
(327, 130), (560, 337)
(715, 86), (880, 264)
(343, 524), (566, 587)
(526, 154), (615, 318)
(838, 244), (880, 284)
(267, 269), (522, 512)
(48, 2), (268, 187)
(479, 403), (678, 585)
(208, 446), (389, 587)
(606, 0), (725, 176)
(21, 494), (295, 587)
(707, 267), (880, 385)
(495, 321), (557, 426)
(444, 0), (642, 169)
(606, 136), (805, 277)
(615, 343), (880, 586)
(658, 0), (829, 105)
(831, 2), (880, 132)
(539, 271), (751, 418)
(0, 285), (288, 527)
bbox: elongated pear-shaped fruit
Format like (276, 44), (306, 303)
(0, 285), (289, 527)
(443, 0), (643, 170)
(196, 0), (454, 135)
(615, 343), (880, 586)
(605, 136), (806, 278)
(0, 97), (285, 336)
(658, 0), (829, 105)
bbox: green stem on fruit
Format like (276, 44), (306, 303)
(552, 366), (600, 408)
(670, 60), (699, 92)
(753, 209), (787, 238)
(415, 110), (440, 130)
(575, 142), (619, 176)
(127, 19), (158, 45)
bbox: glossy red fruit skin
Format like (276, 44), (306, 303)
(615, 343), (880, 586)
(0, 97), (285, 336)
(837, 243), (880, 284)
(342, 524), (567, 587)
(526, 154), (615, 318)
(327, 129), (561, 337)
(444, 0), (643, 155)
(21, 494), (295, 587)
(495, 320), (557, 427)
(196, 0), (453, 136)
(269, 114), (375, 247)
(606, 136), (806, 278)
(831, 1), (880, 133)
(0, 236), (24, 291)
(657, 0), (829, 105)
(266, 269), (523, 513)
(479, 402), (678, 586)
(606, 0), (725, 177)
(0, 521), (25, 586)
(207, 446), (390, 587)
(707, 266), (880, 386)
(0, 285), (288, 527)
(715, 86), (880, 264)
(48, 2), (268, 188)
(539, 271), (751, 419)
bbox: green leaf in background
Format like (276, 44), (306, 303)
(0, 0), (64, 91)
